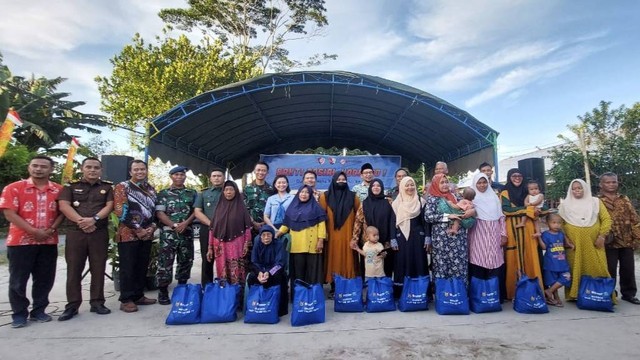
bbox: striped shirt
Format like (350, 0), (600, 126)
(468, 218), (506, 269)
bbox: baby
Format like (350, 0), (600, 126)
(447, 187), (476, 235)
(517, 180), (545, 237)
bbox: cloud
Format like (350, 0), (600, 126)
(0, 0), (182, 59)
(464, 43), (606, 107)
(433, 41), (561, 91)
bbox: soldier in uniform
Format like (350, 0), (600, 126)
(244, 161), (274, 235)
(155, 166), (197, 305)
(58, 157), (114, 321)
(193, 168), (225, 285)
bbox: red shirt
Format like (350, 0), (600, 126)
(0, 178), (63, 246)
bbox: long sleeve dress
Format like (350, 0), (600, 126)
(562, 200), (612, 300)
(425, 195), (470, 286)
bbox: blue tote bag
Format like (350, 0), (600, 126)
(366, 277), (396, 313)
(577, 275), (615, 312)
(334, 274), (364, 313)
(244, 284), (281, 324)
(201, 280), (241, 323)
(434, 278), (469, 315)
(291, 280), (325, 326)
(469, 276), (502, 313)
(513, 275), (549, 314)
(398, 276), (429, 312)
(165, 284), (202, 325)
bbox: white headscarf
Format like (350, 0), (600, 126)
(558, 179), (600, 227)
(392, 177), (424, 239)
(470, 173), (503, 221)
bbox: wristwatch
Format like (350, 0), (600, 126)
(93, 215), (100, 221)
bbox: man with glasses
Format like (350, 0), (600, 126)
(352, 163), (374, 202)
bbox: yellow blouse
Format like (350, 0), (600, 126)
(279, 221), (327, 254)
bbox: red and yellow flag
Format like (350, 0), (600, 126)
(0, 109), (23, 158)
(61, 137), (80, 184)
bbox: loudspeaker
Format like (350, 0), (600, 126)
(101, 155), (134, 184)
(518, 158), (546, 192)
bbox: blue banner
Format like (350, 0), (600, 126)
(260, 154), (402, 191)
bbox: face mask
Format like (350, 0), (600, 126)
(336, 182), (347, 189)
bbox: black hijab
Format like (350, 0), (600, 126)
(283, 185), (327, 231)
(504, 168), (527, 207)
(362, 178), (394, 243)
(325, 171), (356, 229)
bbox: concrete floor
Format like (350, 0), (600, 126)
(1, 246), (639, 360)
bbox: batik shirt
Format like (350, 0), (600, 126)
(599, 193), (640, 248)
(0, 179), (62, 246)
(156, 187), (197, 224)
(243, 181), (274, 223)
(352, 182), (370, 202)
(113, 180), (157, 242)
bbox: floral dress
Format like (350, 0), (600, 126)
(425, 195), (469, 286)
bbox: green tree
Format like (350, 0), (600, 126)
(0, 143), (34, 188)
(547, 101), (640, 201)
(158, 0), (335, 72)
(95, 31), (260, 129)
(0, 52), (106, 154)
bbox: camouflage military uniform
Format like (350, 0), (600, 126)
(243, 181), (274, 224)
(155, 186), (197, 287)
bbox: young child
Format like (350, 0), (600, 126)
(517, 180), (545, 236)
(447, 187), (476, 235)
(538, 213), (574, 307)
(351, 226), (386, 280)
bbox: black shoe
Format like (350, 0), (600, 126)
(622, 296), (640, 305)
(158, 288), (171, 305)
(90, 305), (111, 315)
(58, 308), (78, 321)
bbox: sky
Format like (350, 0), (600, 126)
(1, 0), (639, 162)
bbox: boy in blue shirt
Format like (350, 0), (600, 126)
(538, 213), (575, 306)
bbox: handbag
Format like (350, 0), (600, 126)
(577, 275), (615, 312)
(244, 284), (281, 324)
(398, 276), (429, 312)
(469, 276), (502, 313)
(291, 280), (325, 326)
(513, 275), (548, 314)
(334, 274), (364, 312)
(165, 284), (202, 325)
(434, 277), (469, 315)
(201, 280), (240, 323)
(366, 277), (396, 313)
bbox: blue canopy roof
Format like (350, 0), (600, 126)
(148, 71), (498, 177)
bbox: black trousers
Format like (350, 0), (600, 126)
(606, 247), (637, 298)
(196, 224), (214, 286)
(65, 228), (109, 310)
(118, 240), (152, 303)
(7, 245), (57, 320)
